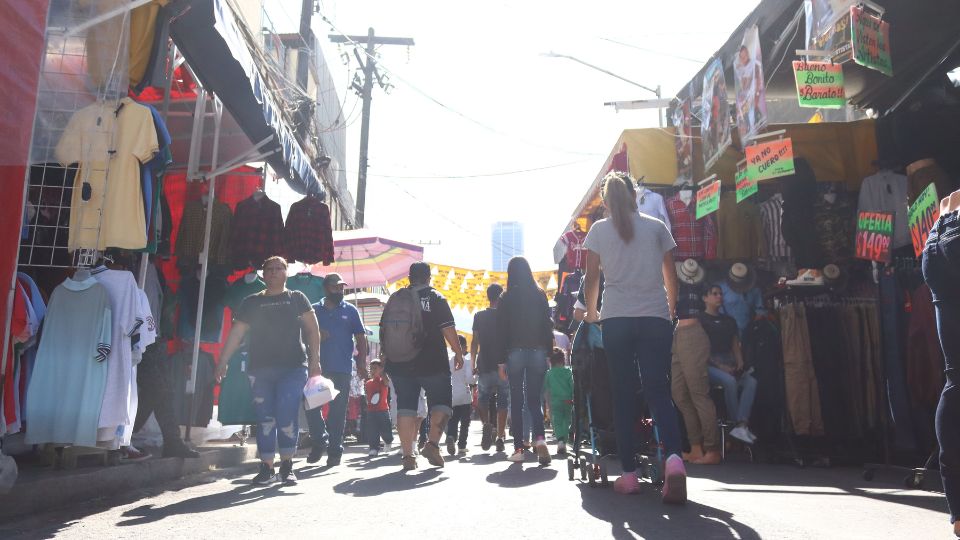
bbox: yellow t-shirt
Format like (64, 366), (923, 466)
(55, 97), (158, 251)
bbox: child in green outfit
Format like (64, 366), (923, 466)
(545, 347), (574, 456)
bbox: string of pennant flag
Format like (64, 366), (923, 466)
(388, 264), (559, 313)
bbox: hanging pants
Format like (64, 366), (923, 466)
(922, 210), (960, 524)
(779, 304), (824, 436)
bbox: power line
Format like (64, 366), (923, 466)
(332, 158), (593, 180)
(599, 37), (707, 64)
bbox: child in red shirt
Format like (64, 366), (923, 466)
(364, 360), (394, 457)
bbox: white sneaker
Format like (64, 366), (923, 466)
(746, 428), (758, 443)
(507, 448), (526, 462)
(557, 441), (567, 455)
(384, 443), (393, 453)
(367, 448), (379, 457)
(730, 426), (754, 445)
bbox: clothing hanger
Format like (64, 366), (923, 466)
(244, 269), (258, 283)
(74, 268), (92, 281)
(252, 186), (266, 201)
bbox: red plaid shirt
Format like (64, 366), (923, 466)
(665, 194), (717, 260)
(283, 196), (335, 265)
(230, 195), (284, 268)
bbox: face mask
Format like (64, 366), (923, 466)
(327, 293), (344, 304)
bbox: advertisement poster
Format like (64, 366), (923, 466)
(735, 163), (757, 203)
(745, 138), (796, 181)
(793, 60), (846, 108)
(696, 179), (721, 219)
(855, 211), (893, 263)
(734, 25), (767, 143)
(908, 183), (940, 258)
(673, 98), (693, 185)
(806, 0), (856, 61)
(701, 58), (732, 172)
(851, 5), (893, 76)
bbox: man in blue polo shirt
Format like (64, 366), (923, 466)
(305, 273), (369, 467)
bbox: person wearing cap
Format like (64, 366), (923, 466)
(720, 262), (766, 337)
(672, 259), (721, 464)
(701, 284), (758, 446)
(216, 256), (322, 486)
(388, 262), (463, 471)
(304, 272), (368, 467)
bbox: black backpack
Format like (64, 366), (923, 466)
(379, 286), (426, 363)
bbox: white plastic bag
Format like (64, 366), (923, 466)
(304, 375), (340, 410)
(0, 453), (18, 494)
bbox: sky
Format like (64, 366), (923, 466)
(268, 0), (761, 271)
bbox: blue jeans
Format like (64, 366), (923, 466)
(249, 367), (307, 460)
(305, 371), (352, 458)
(507, 348), (548, 449)
(365, 410), (394, 450)
(478, 371), (510, 410)
(922, 210), (960, 523)
(879, 271), (918, 451)
(708, 367), (757, 424)
(601, 317), (681, 472)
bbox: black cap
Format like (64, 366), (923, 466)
(409, 262), (431, 282)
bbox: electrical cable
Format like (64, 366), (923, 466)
(332, 158), (593, 180)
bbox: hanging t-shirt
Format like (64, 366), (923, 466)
(759, 193), (792, 262)
(287, 273), (326, 304)
(224, 275), (266, 311)
(562, 230), (587, 269)
(235, 290), (313, 370)
(55, 97), (158, 251)
(717, 191), (764, 261)
(25, 276), (112, 447)
(636, 187), (672, 230)
(857, 170), (910, 249)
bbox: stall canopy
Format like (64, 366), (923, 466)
(168, 0), (323, 196)
(676, 0), (960, 117)
(566, 119), (878, 229)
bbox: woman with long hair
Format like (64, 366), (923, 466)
(583, 171), (686, 503)
(497, 256), (554, 464)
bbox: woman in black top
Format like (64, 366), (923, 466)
(497, 257), (554, 464)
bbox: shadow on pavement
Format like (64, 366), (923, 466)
(486, 462), (559, 488)
(115, 483), (298, 527)
(577, 483), (762, 539)
(332, 469), (447, 496)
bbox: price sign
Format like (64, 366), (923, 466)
(908, 183), (940, 258)
(696, 179), (721, 219)
(745, 138), (795, 181)
(855, 211), (893, 263)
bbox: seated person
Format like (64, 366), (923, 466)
(699, 284), (758, 445)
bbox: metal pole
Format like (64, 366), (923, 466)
(355, 28), (376, 227)
(184, 93), (220, 443)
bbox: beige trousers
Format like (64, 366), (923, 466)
(671, 323), (719, 451)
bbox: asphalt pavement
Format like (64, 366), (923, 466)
(0, 424), (951, 539)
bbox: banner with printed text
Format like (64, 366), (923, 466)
(855, 211), (893, 263)
(735, 164), (757, 203)
(701, 58), (732, 171)
(734, 25), (768, 143)
(851, 5), (892, 76)
(745, 138), (795, 181)
(908, 183), (939, 258)
(793, 60), (846, 108)
(696, 180), (721, 219)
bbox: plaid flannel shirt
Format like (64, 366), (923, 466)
(283, 196), (335, 265)
(174, 199), (232, 266)
(665, 194), (717, 260)
(230, 195), (284, 268)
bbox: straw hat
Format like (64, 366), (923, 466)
(675, 259), (706, 285)
(727, 262), (756, 293)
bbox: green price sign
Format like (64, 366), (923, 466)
(793, 60), (846, 108)
(735, 166), (757, 203)
(908, 183), (939, 257)
(696, 180), (721, 220)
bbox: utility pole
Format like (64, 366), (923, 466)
(330, 28), (414, 227)
(295, 0), (314, 138)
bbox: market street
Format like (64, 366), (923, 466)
(0, 426), (949, 539)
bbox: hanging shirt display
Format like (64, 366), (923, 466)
(224, 275), (267, 311)
(717, 191), (764, 261)
(813, 190), (856, 263)
(561, 230), (587, 270)
(55, 97), (159, 251)
(24, 276), (112, 447)
(283, 196), (335, 265)
(287, 273), (326, 304)
(666, 193), (718, 260)
(636, 187), (672, 229)
(175, 198), (233, 267)
(759, 193), (792, 262)
(857, 170), (911, 249)
(139, 102), (173, 253)
(230, 194), (284, 269)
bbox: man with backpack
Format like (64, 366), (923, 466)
(380, 262), (464, 470)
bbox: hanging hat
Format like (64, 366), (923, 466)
(727, 262), (756, 293)
(823, 264), (847, 289)
(675, 259), (706, 285)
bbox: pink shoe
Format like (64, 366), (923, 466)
(661, 454), (687, 504)
(613, 471), (640, 494)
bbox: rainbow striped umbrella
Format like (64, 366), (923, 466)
(309, 230), (424, 288)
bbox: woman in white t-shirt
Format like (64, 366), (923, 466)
(583, 172), (686, 503)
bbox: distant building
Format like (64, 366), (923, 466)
(492, 221), (524, 272)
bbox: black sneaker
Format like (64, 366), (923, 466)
(445, 436), (456, 456)
(326, 454), (342, 467)
(162, 442), (200, 459)
(495, 438), (505, 453)
(278, 460), (297, 485)
(252, 462), (277, 485)
(307, 447), (325, 464)
(481, 423), (493, 451)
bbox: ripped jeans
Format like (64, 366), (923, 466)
(249, 367), (308, 460)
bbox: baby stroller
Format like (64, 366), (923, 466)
(567, 321), (664, 488)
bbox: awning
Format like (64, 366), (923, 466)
(675, 0), (960, 117)
(168, 0), (323, 196)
